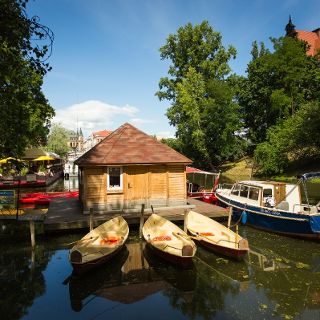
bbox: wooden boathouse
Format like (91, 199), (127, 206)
(75, 123), (193, 214)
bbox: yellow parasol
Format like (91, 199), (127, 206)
(0, 157), (22, 164)
(32, 155), (55, 161)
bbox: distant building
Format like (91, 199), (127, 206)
(69, 128), (84, 153)
(285, 16), (320, 56)
(83, 129), (112, 151)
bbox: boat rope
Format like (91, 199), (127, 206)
(229, 209), (245, 228)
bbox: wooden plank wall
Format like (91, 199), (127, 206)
(83, 168), (108, 211)
(149, 165), (167, 207)
(82, 164), (187, 212)
(167, 165), (186, 206)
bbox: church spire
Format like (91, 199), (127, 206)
(285, 15), (297, 37)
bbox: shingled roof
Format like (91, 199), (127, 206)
(75, 123), (192, 165)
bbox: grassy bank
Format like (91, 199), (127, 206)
(218, 159), (253, 182)
(219, 157), (320, 183)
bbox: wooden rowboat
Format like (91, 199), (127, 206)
(186, 211), (249, 260)
(69, 216), (129, 274)
(142, 213), (196, 268)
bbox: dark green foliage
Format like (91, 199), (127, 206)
(238, 37), (320, 145)
(156, 21), (245, 169)
(254, 101), (320, 174)
(0, 0), (55, 158)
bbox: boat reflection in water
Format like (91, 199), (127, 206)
(1, 226), (320, 320)
(69, 240), (197, 312)
(68, 228), (320, 319)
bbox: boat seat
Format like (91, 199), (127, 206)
(152, 235), (172, 241)
(199, 232), (215, 237)
(99, 236), (120, 246)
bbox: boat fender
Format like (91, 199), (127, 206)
(182, 245), (193, 256)
(241, 211), (247, 224)
(70, 250), (82, 263)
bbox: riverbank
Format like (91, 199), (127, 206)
(219, 157), (320, 182)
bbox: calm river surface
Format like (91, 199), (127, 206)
(1, 226), (320, 320)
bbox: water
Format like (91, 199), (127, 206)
(1, 228), (320, 320)
(48, 176), (79, 192)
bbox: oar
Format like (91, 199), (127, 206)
(172, 231), (198, 241)
(187, 227), (216, 241)
(67, 236), (98, 246)
(188, 227), (238, 246)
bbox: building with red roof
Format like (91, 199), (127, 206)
(83, 129), (113, 151)
(285, 16), (320, 56)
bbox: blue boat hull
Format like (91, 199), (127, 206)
(216, 193), (320, 240)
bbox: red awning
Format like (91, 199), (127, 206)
(186, 166), (218, 176)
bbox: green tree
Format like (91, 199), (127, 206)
(156, 21), (243, 168)
(254, 101), (320, 174)
(46, 123), (70, 157)
(238, 36), (320, 144)
(0, 0), (55, 158)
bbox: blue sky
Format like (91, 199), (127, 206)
(27, 0), (320, 139)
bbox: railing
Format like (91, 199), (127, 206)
(293, 203), (318, 214)
(217, 183), (233, 190)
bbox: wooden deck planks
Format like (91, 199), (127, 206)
(44, 197), (229, 232)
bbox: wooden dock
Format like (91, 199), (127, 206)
(44, 197), (229, 232)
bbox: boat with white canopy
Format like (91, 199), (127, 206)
(215, 172), (320, 239)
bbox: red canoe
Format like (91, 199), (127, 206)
(19, 191), (79, 205)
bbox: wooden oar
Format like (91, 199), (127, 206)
(67, 236), (98, 246)
(172, 231), (198, 241)
(188, 227), (238, 247)
(171, 232), (195, 256)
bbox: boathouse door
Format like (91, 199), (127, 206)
(125, 166), (148, 209)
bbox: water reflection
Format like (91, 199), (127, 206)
(69, 241), (197, 312)
(1, 228), (320, 320)
(68, 230), (320, 319)
(0, 243), (52, 320)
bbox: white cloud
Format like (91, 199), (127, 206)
(129, 118), (155, 125)
(52, 99), (175, 139)
(53, 100), (138, 137)
(155, 131), (175, 139)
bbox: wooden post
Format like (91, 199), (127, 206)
(227, 206), (232, 229)
(31, 247), (35, 274)
(30, 219), (35, 249)
(184, 209), (188, 233)
(89, 207), (94, 231)
(235, 224), (239, 245)
(139, 204), (145, 239)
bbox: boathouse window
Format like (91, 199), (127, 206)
(231, 184), (240, 196)
(107, 167), (123, 191)
(263, 189), (273, 197)
(239, 185), (249, 198)
(248, 187), (259, 200)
